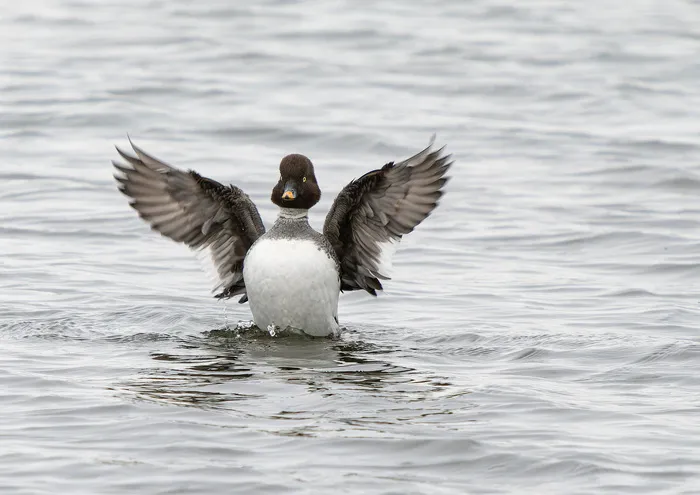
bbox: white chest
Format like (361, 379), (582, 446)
(243, 237), (341, 337)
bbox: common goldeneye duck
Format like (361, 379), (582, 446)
(113, 137), (452, 337)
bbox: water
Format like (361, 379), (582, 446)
(1, 0), (700, 493)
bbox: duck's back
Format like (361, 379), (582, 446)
(243, 216), (341, 337)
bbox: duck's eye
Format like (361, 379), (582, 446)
(303, 176), (307, 183)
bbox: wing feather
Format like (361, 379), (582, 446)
(323, 138), (452, 295)
(113, 140), (265, 302)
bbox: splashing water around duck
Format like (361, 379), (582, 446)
(222, 300), (229, 329)
(267, 324), (278, 337)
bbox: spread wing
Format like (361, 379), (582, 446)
(112, 139), (265, 302)
(323, 138), (452, 295)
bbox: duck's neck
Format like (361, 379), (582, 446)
(278, 207), (309, 220)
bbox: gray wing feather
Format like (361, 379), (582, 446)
(323, 137), (452, 295)
(113, 139), (265, 301)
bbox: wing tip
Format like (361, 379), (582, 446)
(127, 134), (144, 157)
(428, 133), (437, 148)
(114, 145), (134, 164)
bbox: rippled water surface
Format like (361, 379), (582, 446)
(2, 1), (700, 493)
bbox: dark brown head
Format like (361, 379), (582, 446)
(271, 154), (321, 209)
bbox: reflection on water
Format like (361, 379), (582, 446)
(121, 325), (457, 416)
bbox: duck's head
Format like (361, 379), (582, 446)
(271, 154), (321, 209)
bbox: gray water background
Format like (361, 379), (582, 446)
(1, 1), (700, 493)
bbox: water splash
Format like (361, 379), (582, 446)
(267, 323), (278, 337)
(222, 300), (229, 329)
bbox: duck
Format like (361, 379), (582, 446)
(113, 137), (452, 337)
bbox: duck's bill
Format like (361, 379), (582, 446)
(282, 184), (297, 200)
